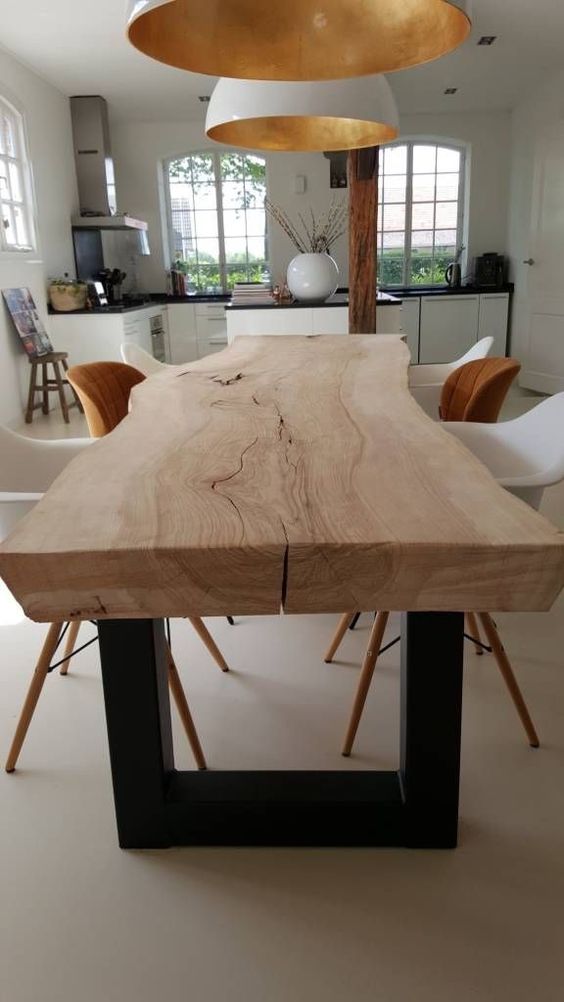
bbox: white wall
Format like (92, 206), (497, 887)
(0, 46), (78, 428)
(111, 110), (511, 293)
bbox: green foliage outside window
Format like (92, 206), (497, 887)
(168, 153), (269, 292)
(173, 252), (268, 294)
(378, 249), (454, 288)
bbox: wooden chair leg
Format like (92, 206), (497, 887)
(5, 622), (64, 773)
(59, 621), (81, 675)
(466, 612), (484, 656)
(41, 362), (49, 414)
(477, 612), (540, 748)
(187, 616), (229, 672)
(53, 361), (70, 423)
(342, 611), (390, 757)
(324, 611), (357, 664)
(25, 362), (38, 424)
(62, 358), (84, 413)
(166, 642), (207, 770)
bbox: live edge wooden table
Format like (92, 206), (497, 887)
(2, 336), (564, 850)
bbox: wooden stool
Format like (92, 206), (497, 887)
(25, 352), (84, 424)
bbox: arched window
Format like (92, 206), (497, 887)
(164, 151), (269, 293)
(377, 141), (466, 287)
(0, 97), (35, 252)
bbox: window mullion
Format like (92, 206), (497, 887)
(214, 152), (228, 293)
(404, 142), (414, 287)
(432, 145), (438, 285)
(164, 160), (175, 272)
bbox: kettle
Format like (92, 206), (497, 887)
(445, 261), (462, 288)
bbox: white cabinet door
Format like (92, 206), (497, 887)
(227, 307), (313, 341)
(123, 315), (152, 355)
(477, 294), (509, 356)
(167, 304), (198, 363)
(376, 304), (402, 334)
(195, 304), (228, 358)
(419, 296), (479, 364)
(311, 308), (348, 334)
(399, 299), (420, 361)
(49, 314), (124, 364)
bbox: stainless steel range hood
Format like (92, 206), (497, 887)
(70, 95), (149, 247)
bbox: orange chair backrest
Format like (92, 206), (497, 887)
(66, 361), (146, 438)
(439, 357), (521, 423)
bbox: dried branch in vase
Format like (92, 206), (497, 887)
(266, 198), (347, 255)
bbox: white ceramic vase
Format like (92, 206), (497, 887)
(286, 253), (339, 303)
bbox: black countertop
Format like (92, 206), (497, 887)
(48, 304), (156, 316)
(391, 283), (513, 298)
(226, 292), (402, 311)
(47, 284), (513, 316)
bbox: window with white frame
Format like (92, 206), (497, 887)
(164, 151), (269, 293)
(0, 98), (35, 252)
(377, 141), (466, 287)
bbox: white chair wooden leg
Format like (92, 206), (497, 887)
(5, 622), (64, 772)
(324, 612), (357, 664)
(342, 611), (390, 757)
(477, 612), (540, 748)
(466, 612), (484, 656)
(166, 642), (207, 770)
(60, 621), (81, 675)
(188, 616), (229, 672)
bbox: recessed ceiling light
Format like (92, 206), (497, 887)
(478, 35), (497, 45)
(444, 87), (458, 95)
(198, 95), (210, 103)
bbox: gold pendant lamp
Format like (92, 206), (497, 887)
(127, 1), (471, 81)
(205, 76), (399, 152)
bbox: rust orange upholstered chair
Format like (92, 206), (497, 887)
(66, 361), (146, 438)
(438, 356), (522, 423)
(325, 354), (538, 757)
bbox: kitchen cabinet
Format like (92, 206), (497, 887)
(195, 302), (228, 356)
(477, 293), (509, 357)
(49, 305), (168, 366)
(399, 299), (420, 361)
(419, 295), (480, 364)
(311, 308), (348, 335)
(167, 304), (198, 363)
(168, 303), (228, 362)
(226, 303), (402, 341)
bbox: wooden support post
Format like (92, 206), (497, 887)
(348, 147), (379, 334)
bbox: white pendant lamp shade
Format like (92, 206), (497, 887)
(205, 77), (400, 153)
(127, 0), (471, 81)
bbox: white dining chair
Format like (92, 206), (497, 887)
(337, 393), (564, 757)
(0, 424), (206, 772)
(442, 392), (564, 510)
(409, 336), (494, 417)
(120, 342), (167, 376)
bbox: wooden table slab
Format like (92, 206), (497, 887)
(2, 335), (564, 622)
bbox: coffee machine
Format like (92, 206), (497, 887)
(474, 253), (505, 288)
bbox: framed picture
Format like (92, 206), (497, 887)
(2, 287), (53, 358)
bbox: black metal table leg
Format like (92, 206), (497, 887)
(98, 619), (174, 849)
(400, 611), (464, 848)
(97, 612), (465, 849)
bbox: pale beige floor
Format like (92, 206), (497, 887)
(1, 390), (563, 1002)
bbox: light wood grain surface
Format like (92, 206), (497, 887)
(1, 335), (564, 622)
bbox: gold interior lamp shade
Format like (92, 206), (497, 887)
(127, 0), (471, 81)
(205, 77), (400, 153)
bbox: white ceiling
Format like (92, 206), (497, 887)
(1, 0), (564, 122)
